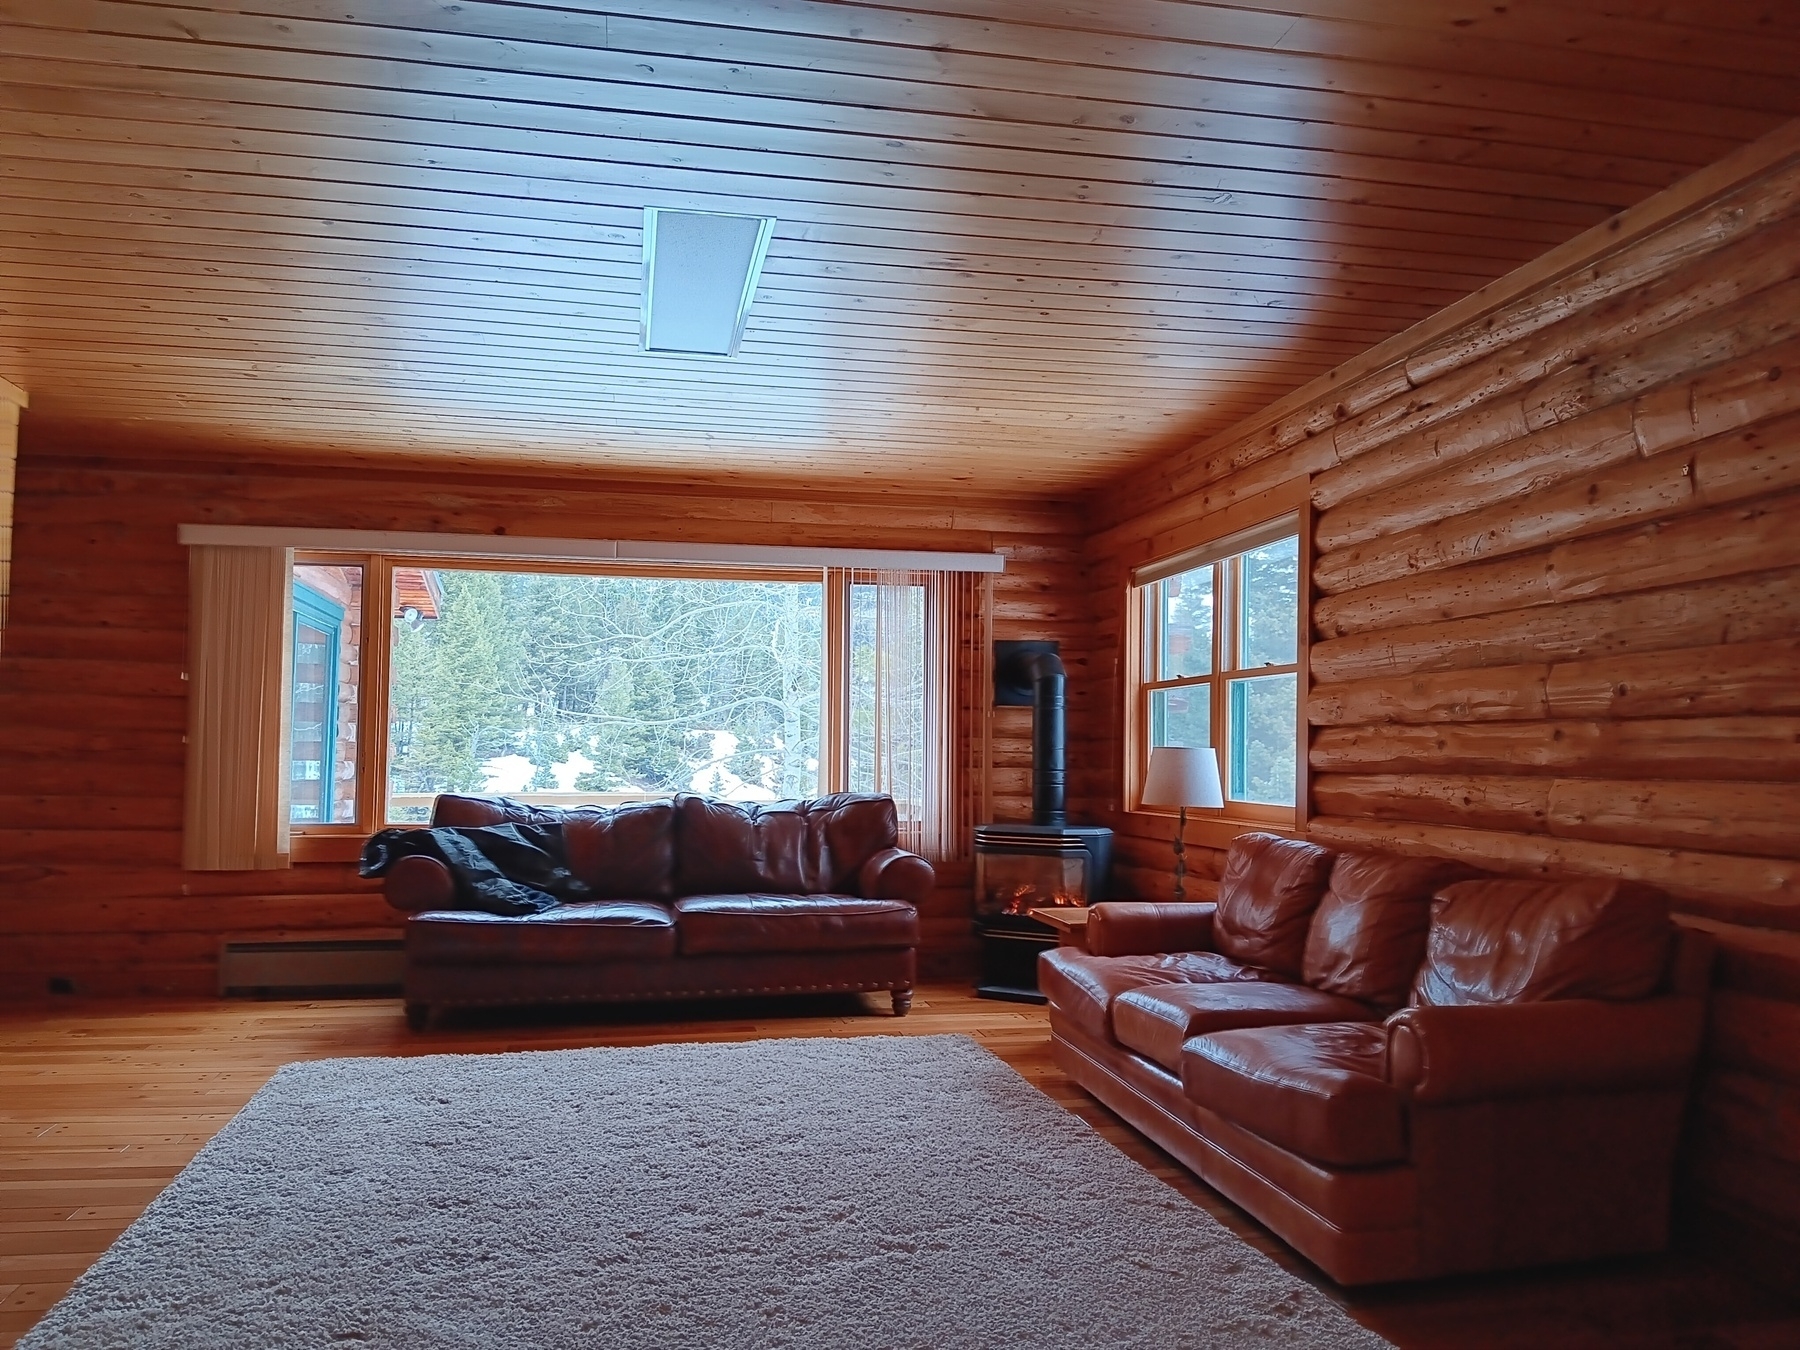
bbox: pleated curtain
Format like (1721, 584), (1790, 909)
(182, 544), (293, 870)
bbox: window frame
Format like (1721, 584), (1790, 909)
(1123, 490), (1310, 840)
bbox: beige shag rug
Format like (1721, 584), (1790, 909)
(22, 1034), (1389, 1349)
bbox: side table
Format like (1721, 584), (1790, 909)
(1029, 906), (1091, 952)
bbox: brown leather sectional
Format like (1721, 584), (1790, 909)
(381, 792), (932, 1027)
(1043, 832), (1712, 1285)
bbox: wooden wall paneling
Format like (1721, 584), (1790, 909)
(0, 440), (1084, 998)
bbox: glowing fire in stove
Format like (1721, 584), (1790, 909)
(1000, 885), (1082, 915)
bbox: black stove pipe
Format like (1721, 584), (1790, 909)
(1020, 650), (1067, 827)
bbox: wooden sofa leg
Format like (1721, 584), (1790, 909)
(891, 988), (913, 1017)
(405, 1001), (432, 1032)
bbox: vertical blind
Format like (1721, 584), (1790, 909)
(182, 545), (293, 870)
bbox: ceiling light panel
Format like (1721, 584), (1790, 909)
(640, 208), (776, 358)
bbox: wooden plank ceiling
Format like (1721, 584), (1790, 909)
(1, 1), (1797, 495)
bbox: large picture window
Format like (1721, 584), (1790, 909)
(274, 555), (982, 860)
(1132, 519), (1301, 819)
(386, 570), (823, 821)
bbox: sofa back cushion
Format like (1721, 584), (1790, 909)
(562, 800), (678, 900)
(1213, 833), (1336, 978)
(1414, 878), (1673, 1007)
(670, 792), (899, 897)
(430, 794), (562, 829)
(1303, 853), (1484, 1011)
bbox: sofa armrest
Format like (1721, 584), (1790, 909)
(1386, 997), (1705, 1106)
(857, 847), (934, 904)
(384, 855), (457, 914)
(1086, 902), (1217, 957)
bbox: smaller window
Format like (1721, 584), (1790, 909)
(1133, 525), (1300, 817)
(289, 564), (364, 825)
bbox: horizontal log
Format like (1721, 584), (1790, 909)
(1550, 779), (1800, 858)
(1330, 215), (1800, 466)
(1311, 774), (1549, 832)
(1692, 403), (1800, 505)
(1313, 401), (1635, 551)
(1708, 992), (1800, 1086)
(1310, 566), (1800, 683)
(1316, 448), (1696, 596)
(1634, 333), (1800, 455)
(1520, 275), (1800, 431)
(0, 795), (183, 831)
(1314, 485), (1800, 637)
(1314, 774), (1800, 859)
(0, 656), (188, 700)
(0, 622), (187, 664)
(1303, 816), (1800, 926)
(1309, 718), (1800, 780)
(1308, 667), (1550, 726)
(1544, 637), (1800, 720)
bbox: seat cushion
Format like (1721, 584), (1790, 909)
(1182, 1023), (1407, 1168)
(1038, 948), (1273, 1044)
(1414, 879), (1673, 1007)
(1303, 852), (1484, 1011)
(1113, 983), (1378, 1074)
(672, 894), (917, 956)
(1213, 833), (1336, 978)
(407, 900), (676, 965)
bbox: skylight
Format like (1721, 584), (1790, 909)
(639, 208), (776, 358)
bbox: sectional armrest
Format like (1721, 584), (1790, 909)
(857, 847), (935, 904)
(1086, 902), (1217, 957)
(383, 855), (457, 914)
(1386, 997), (1705, 1106)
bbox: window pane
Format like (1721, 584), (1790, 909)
(290, 564), (363, 825)
(1239, 535), (1300, 669)
(848, 582), (925, 799)
(1150, 684), (1211, 751)
(1227, 673), (1298, 806)
(386, 570), (822, 823)
(1159, 568), (1213, 679)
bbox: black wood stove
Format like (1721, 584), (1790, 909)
(973, 646), (1112, 1002)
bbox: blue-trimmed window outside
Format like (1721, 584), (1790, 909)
(291, 580), (344, 823)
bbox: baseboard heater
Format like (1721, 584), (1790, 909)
(218, 939), (404, 997)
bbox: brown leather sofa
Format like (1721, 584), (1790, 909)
(1043, 832), (1712, 1285)
(381, 792), (932, 1027)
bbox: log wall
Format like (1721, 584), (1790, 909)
(1086, 133), (1800, 1257)
(0, 438), (1095, 996)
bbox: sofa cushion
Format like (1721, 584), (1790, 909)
(561, 799), (677, 900)
(672, 894), (917, 956)
(1182, 1023), (1406, 1168)
(1414, 879), (1673, 1008)
(1303, 853), (1484, 1011)
(1113, 983), (1378, 1074)
(1213, 833), (1337, 978)
(407, 901), (676, 965)
(1039, 948), (1273, 1044)
(671, 793), (900, 897)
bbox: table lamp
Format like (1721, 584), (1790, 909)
(1140, 746), (1224, 902)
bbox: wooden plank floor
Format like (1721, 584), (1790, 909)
(2, 987), (1796, 1348)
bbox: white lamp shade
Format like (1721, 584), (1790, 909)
(1141, 746), (1224, 809)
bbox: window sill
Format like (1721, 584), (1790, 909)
(1127, 807), (1302, 854)
(289, 833), (368, 865)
